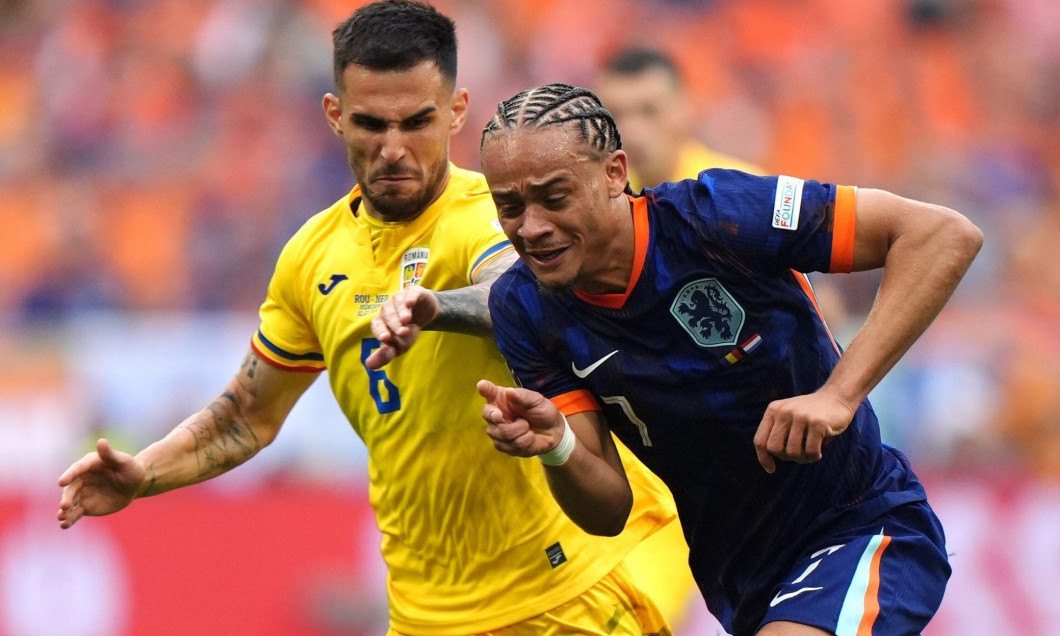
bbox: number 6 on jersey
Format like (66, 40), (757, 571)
(361, 338), (402, 414)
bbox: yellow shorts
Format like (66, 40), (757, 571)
(387, 561), (672, 636)
(620, 515), (697, 628)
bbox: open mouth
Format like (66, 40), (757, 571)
(525, 245), (568, 269)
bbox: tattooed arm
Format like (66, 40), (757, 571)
(366, 249), (517, 369)
(57, 350), (317, 528)
(429, 250), (518, 333)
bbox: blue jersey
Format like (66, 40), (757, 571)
(489, 169), (930, 631)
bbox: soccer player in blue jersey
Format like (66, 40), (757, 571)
(475, 83), (983, 636)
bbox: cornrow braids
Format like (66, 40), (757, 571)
(481, 83), (622, 158)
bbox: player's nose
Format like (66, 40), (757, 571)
(379, 128), (408, 163)
(517, 205), (553, 240)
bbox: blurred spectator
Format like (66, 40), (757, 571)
(994, 189), (1060, 480)
(594, 47), (759, 190)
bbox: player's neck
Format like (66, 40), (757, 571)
(577, 198), (637, 295)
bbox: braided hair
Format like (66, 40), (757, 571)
(481, 83), (622, 158)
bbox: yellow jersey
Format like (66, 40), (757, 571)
(252, 166), (676, 635)
(628, 141), (760, 192)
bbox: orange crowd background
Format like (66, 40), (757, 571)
(1, 0), (1058, 477)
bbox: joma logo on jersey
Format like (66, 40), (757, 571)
(670, 278), (745, 347)
(772, 175), (804, 230)
(545, 542), (567, 568)
(318, 274), (348, 295)
(400, 247), (429, 288)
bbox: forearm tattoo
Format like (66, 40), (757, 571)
(429, 251), (517, 335)
(430, 286), (492, 335)
(178, 355), (262, 476)
(241, 353), (258, 380)
(141, 466), (159, 497)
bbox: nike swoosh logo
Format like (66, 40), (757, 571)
(769, 586), (823, 607)
(571, 350), (618, 378)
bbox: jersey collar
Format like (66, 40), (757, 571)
(573, 194), (649, 309)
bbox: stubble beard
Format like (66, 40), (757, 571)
(358, 160), (448, 222)
(536, 279), (574, 296)
(532, 264), (582, 296)
(362, 184), (436, 222)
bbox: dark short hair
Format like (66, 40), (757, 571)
(332, 0), (457, 88)
(602, 47), (682, 87)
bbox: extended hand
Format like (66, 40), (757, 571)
(477, 380), (566, 457)
(752, 389), (857, 473)
(366, 286), (440, 369)
(57, 438), (146, 529)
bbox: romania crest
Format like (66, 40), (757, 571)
(400, 247), (429, 288)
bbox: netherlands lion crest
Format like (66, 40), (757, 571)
(670, 278), (745, 347)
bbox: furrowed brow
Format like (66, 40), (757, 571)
(492, 176), (571, 200)
(528, 176), (571, 193)
(351, 112), (386, 127)
(402, 106), (437, 124)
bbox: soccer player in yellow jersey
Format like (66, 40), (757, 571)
(595, 47), (759, 192)
(56, 2), (676, 634)
(592, 47), (763, 631)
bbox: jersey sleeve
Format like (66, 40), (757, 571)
(435, 189), (513, 285)
(251, 237), (326, 373)
(662, 169), (858, 274)
(469, 232), (513, 283)
(464, 208), (513, 284)
(488, 274), (600, 416)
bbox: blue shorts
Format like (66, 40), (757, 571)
(756, 499), (950, 636)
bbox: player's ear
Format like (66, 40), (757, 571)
(323, 93), (344, 138)
(449, 87), (470, 135)
(605, 150), (629, 198)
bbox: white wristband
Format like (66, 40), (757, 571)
(538, 414), (576, 466)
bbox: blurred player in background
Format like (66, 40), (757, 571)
(594, 46), (767, 630)
(594, 47), (758, 192)
(57, 4), (677, 635)
(477, 83), (982, 636)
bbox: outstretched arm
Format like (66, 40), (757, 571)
(754, 188), (984, 472)
(477, 379), (632, 536)
(366, 250), (517, 369)
(57, 349), (318, 528)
